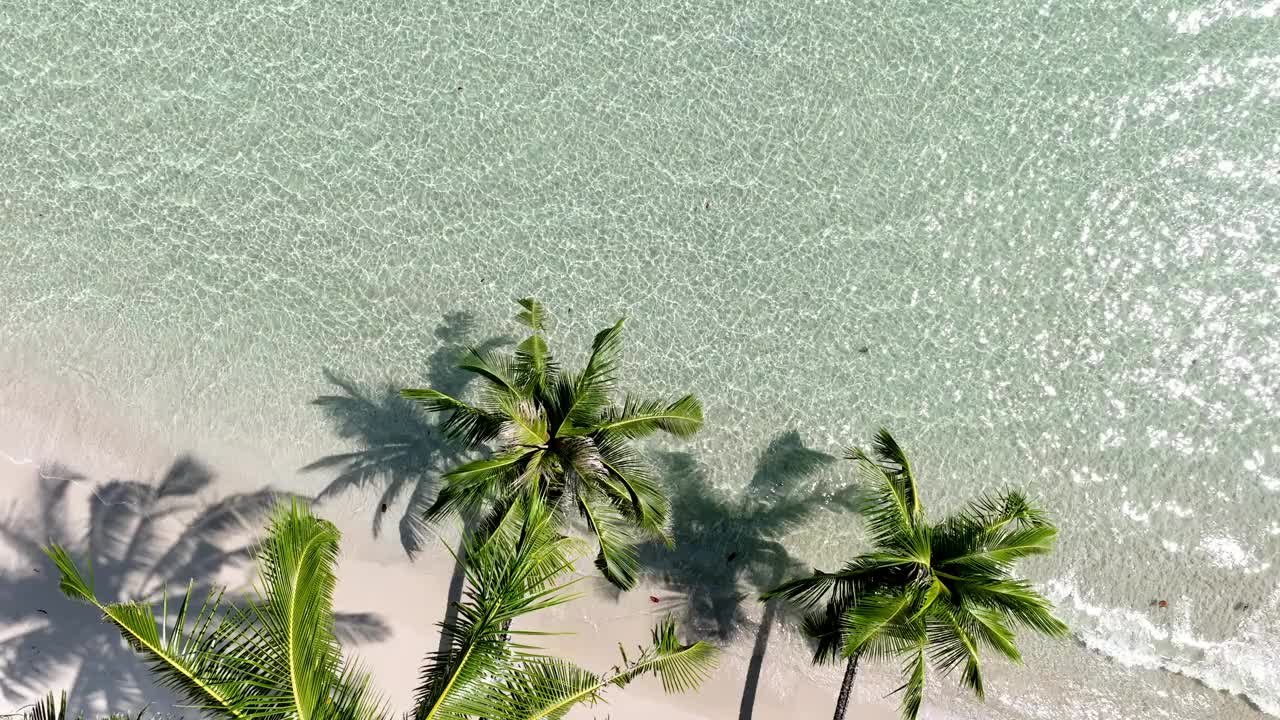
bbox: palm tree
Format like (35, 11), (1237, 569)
(402, 298), (704, 590)
(762, 429), (1068, 720)
(44, 496), (718, 720)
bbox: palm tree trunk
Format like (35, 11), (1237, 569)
(831, 654), (860, 720)
(737, 601), (778, 720)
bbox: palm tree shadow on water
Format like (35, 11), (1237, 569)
(0, 456), (389, 716)
(304, 311), (509, 658)
(642, 433), (866, 720)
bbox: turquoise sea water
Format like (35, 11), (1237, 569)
(2, 1), (1279, 717)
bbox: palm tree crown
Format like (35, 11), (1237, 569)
(402, 298), (704, 589)
(763, 429), (1068, 720)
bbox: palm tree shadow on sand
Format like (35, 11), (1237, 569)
(642, 433), (866, 720)
(304, 311), (508, 658)
(304, 312), (509, 556)
(0, 457), (389, 716)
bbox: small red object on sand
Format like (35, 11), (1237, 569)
(649, 595), (660, 604)
(1158, 600), (1168, 608)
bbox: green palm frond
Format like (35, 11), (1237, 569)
(595, 395), (704, 439)
(965, 491), (1048, 530)
(761, 570), (841, 607)
(576, 490), (643, 590)
(925, 611), (983, 699)
(45, 546), (262, 720)
(807, 605), (921, 666)
(437, 618), (716, 720)
(254, 505), (343, 706)
(580, 319), (624, 395)
(513, 300), (557, 393)
(513, 334), (555, 394)
(514, 298), (549, 331)
(839, 592), (915, 657)
(400, 388), (503, 447)
(46, 503), (385, 720)
(496, 395), (550, 448)
(323, 668), (384, 720)
(555, 320), (624, 434)
(954, 579), (1069, 638)
(24, 692), (142, 720)
(26, 691), (68, 720)
(477, 658), (604, 720)
(472, 495), (587, 586)
(423, 483), (489, 525)
(870, 429), (915, 493)
(457, 347), (523, 399)
(895, 641), (927, 720)
(46, 485), (715, 720)
(555, 435), (607, 487)
(761, 554), (907, 608)
(896, 524), (933, 569)
(412, 491), (711, 717)
(848, 428), (921, 520)
(851, 453), (918, 550)
(959, 650), (984, 701)
(955, 601), (1021, 663)
(911, 578), (948, 621)
(860, 620), (926, 665)
(610, 617), (719, 692)
(511, 449), (552, 497)
(936, 524), (1058, 575)
(249, 503), (385, 720)
(799, 606), (847, 665)
(412, 496), (582, 720)
(542, 373), (598, 439)
(428, 452), (533, 517)
(594, 432), (670, 537)
(467, 496), (526, 557)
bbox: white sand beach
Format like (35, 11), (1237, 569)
(0, 365), (897, 720)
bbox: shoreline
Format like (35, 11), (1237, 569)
(1, 360), (1271, 720)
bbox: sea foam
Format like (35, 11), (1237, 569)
(1045, 575), (1280, 716)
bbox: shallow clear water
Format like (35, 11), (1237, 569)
(2, 1), (1279, 717)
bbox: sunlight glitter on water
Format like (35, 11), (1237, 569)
(1, 0), (1278, 717)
